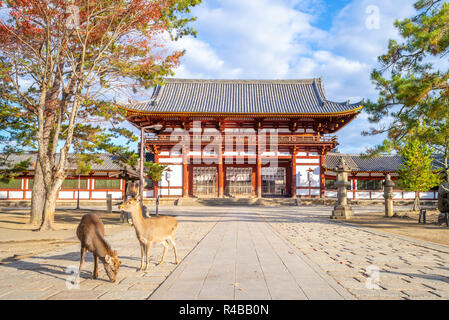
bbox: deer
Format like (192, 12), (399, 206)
(119, 196), (179, 271)
(76, 213), (121, 282)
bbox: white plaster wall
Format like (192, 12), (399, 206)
(420, 192), (436, 199)
(325, 191), (337, 198)
(393, 192), (403, 200)
(25, 191), (32, 199)
(91, 191), (107, 199)
(296, 165), (320, 187)
(371, 192), (384, 199)
(108, 191), (123, 199)
(357, 192), (370, 199)
(297, 189), (320, 196)
(403, 192), (416, 199)
(59, 191), (74, 199)
(9, 191), (23, 199)
(160, 165), (182, 187)
(78, 191), (90, 199)
(160, 188), (182, 196)
(144, 190), (154, 198)
(0, 191), (7, 199)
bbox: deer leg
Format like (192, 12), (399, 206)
(158, 241), (169, 266)
(144, 243), (151, 271)
(93, 254), (99, 279)
(78, 247), (86, 281)
(138, 242), (145, 271)
(169, 237), (179, 264)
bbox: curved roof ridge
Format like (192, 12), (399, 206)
(163, 78), (321, 84)
(327, 152), (399, 157)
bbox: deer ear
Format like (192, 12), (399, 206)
(105, 255), (112, 263)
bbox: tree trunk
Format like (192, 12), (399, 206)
(413, 195), (421, 211)
(38, 188), (59, 231)
(29, 159), (45, 226)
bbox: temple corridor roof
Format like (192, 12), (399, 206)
(120, 78), (363, 115)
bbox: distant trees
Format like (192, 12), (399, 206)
(397, 139), (441, 210)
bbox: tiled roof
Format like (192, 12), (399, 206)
(324, 153), (403, 172)
(0, 153), (126, 171)
(121, 78), (363, 115)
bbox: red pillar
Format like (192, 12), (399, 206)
(182, 147), (189, 197)
(291, 148), (297, 198)
(320, 153), (325, 198)
(218, 145), (224, 198)
(139, 127), (145, 205)
(154, 150), (159, 198)
(256, 151), (262, 198)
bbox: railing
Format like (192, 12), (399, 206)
(145, 134), (338, 145)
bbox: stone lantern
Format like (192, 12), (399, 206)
(331, 157), (353, 219)
(383, 174), (395, 217)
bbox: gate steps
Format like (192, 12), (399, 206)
(175, 197), (300, 207)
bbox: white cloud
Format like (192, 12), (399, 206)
(165, 0), (419, 153)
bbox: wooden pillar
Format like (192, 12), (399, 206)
(154, 150), (159, 198)
(182, 146), (189, 197)
(291, 147), (297, 198)
(139, 127), (145, 205)
(320, 153), (325, 198)
(218, 145), (224, 198)
(256, 149), (262, 198)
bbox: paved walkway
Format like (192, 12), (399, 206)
(150, 213), (352, 300)
(1, 205), (449, 300)
(0, 210), (218, 300)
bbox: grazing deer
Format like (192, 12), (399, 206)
(119, 196), (179, 271)
(76, 213), (121, 282)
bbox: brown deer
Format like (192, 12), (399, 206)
(119, 196), (179, 271)
(76, 213), (121, 282)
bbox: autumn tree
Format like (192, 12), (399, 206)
(0, 0), (200, 230)
(363, 0), (449, 180)
(397, 139), (441, 210)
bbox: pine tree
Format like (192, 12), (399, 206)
(364, 0), (449, 181)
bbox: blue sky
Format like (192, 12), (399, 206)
(152, 0), (417, 154)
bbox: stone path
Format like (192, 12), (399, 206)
(0, 210), (217, 300)
(1, 206), (449, 300)
(149, 212), (352, 300)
